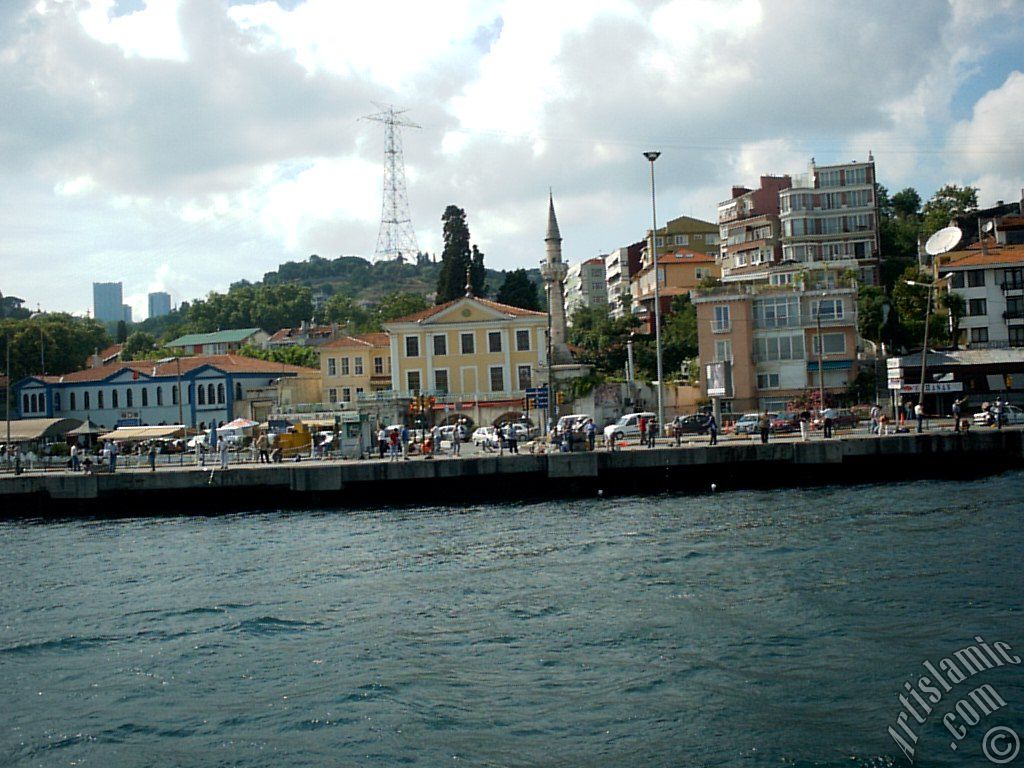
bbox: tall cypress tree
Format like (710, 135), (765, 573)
(435, 205), (486, 303)
(495, 269), (540, 310)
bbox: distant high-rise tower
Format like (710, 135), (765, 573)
(364, 104), (419, 262)
(122, 304), (133, 324)
(148, 291), (171, 319)
(93, 282), (123, 323)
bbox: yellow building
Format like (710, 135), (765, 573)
(383, 296), (548, 401)
(320, 333), (392, 404)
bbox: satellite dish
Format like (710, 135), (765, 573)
(925, 226), (963, 256)
(983, 220), (995, 234)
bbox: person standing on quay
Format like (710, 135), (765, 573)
(148, 442), (157, 472)
(707, 414), (718, 446)
(637, 415), (647, 447)
(799, 409), (810, 441)
(952, 398), (962, 433)
(758, 411), (771, 444)
(914, 401), (925, 433)
(647, 417), (658, 448)
(70, 443), (80, 472)
(257, 432), (270, 463)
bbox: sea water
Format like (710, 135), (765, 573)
(2, 472), (1022, 766)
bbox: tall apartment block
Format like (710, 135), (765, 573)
(122, 304), (133, 324)
(604, 243), (643, 319)
(564, 257), (608, 324)
(92, 282), (123, 323)
(778, 157), (880, 287)
(148, 291), (172, 319)
(717, 175), (792, 284)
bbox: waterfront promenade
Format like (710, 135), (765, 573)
(2, 425), (1021, 516)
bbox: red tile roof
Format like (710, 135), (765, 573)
(389, 297), (545, 324)
(267, 325), (335, 343)
(943, 242), (1024, 268)
(46, 355), (312, 384)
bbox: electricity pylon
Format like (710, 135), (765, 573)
(363, 104), (420, 262)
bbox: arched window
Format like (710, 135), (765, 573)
(84, 391), (91, 410)
(70, 392), (76, 410)
(23, 393), (29, 413)
(141, 388), (148, 406)
(235, 382), (242, 400)
(98, 390), (104, 409)
(171, 385), (178, 405)
(156, 386), (163, 406)
(54, 392), (61, 411)
(217, 383), (225, 403)
(30, 393), (38, 412)
(197, 386), (205, 405)
(126, 389), (133, 407)
(207, 383), (215, 404)
(112, 390), (119, 408)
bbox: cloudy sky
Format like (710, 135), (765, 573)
(2, 0), (1022, 319)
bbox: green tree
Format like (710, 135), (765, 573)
(237, 344), (319, 369)
(660, 295), (699, 376)
(435, 205), (485, 303)
(122, 331), (157, 360)
(1, 314), (110, 383)
(568, 306), (639, 376)
(321, 293), (371, 331)
(495, 269), (540, 310)
(376, 292), (429, 323)
(891, 187), (922, 218)
(921, 184), (978, 240)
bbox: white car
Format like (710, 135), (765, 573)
(472, 426), (500, 447)
(603, 412), (656, 442)
(973, 404), (1024, 426)
(732, 413), (761, 435)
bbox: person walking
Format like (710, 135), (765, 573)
(758, 410), (771, 444)
(952, 398), (962, 433)
(914, 402), (925, 433)
(707, 414), (718, 446)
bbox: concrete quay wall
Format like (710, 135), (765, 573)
(1, 430), (1021, 517)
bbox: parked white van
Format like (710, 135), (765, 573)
(603, 412), (656, 443)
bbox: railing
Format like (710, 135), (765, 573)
(753, 315), (802, 329)
(711, 321), (731, 333)
(356, 389), (529, 404)
(1003, 310), (1024, 320)
(1000, 282), (1024, 292)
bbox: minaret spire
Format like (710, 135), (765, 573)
(539, 190), (571, 364)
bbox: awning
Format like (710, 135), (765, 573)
(221, 418), (258, 430)
(102, 425), (187, 441)
(806, 360), (854, 372)
(68, 419), (108, 436)
(2, 418), (82, 442)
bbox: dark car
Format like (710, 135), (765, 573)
(671, 413), (712, 435)
(813, 408), (859, 430)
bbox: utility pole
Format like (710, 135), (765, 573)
(363, 104), (420, 262)
(644, 151), (665, 430)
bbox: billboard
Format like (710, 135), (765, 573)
(706, 360), (732, 398)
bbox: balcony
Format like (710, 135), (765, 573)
(711, 321), (732, 333)
(753, 315), (802, 329)
(1001, 282), (1024, 293)
(1003, 309), (1024, 321)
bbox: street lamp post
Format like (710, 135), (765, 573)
(905, 274), (953, 415)
(644, 151), (665, 430)
(815, 294), (825, 416)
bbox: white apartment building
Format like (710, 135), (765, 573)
(778, 157), (880, 286)
(945, 240), (1024, 350)
(565, 257), (608, 323)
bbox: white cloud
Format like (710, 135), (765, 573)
(77, 0), (187, 61)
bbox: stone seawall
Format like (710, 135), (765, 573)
(2, 430), (1021, 517)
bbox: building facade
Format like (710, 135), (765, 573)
(717, 175), (792, 284)
(14, 355), (314, 429)
(631, 248), (719, 332)
(166, 328), (269, 355)
(778, 157), (880, 287)
(564, 257), (608, 322)
(93, 282), (123, 323)
(148, 292), (171, 319)
(943, 238), (1024, 350)
(604, 243), (643, 318)
(320, 333), (392, 404)
(383, 296), (547, 401)
(694, 284), (860, 412)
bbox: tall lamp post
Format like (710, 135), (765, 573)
(644, 151), (665, 430)
(905, 273), (953, 414)
(815, 293), (825, 416)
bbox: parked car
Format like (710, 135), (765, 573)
(670, 413), (712, 435)
(813, 408), (859, 430)
(771, 412), (800, 433)
(438, 424), (467, 442)
(472, 426), (500, 448)
(973, 403), (1024, 426)
(732, 413), (761, 435)
(603, 412), (656, 442)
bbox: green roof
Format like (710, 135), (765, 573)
(167, 328), (264, 347)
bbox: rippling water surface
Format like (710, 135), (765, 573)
(2, 473), (1023, 766)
